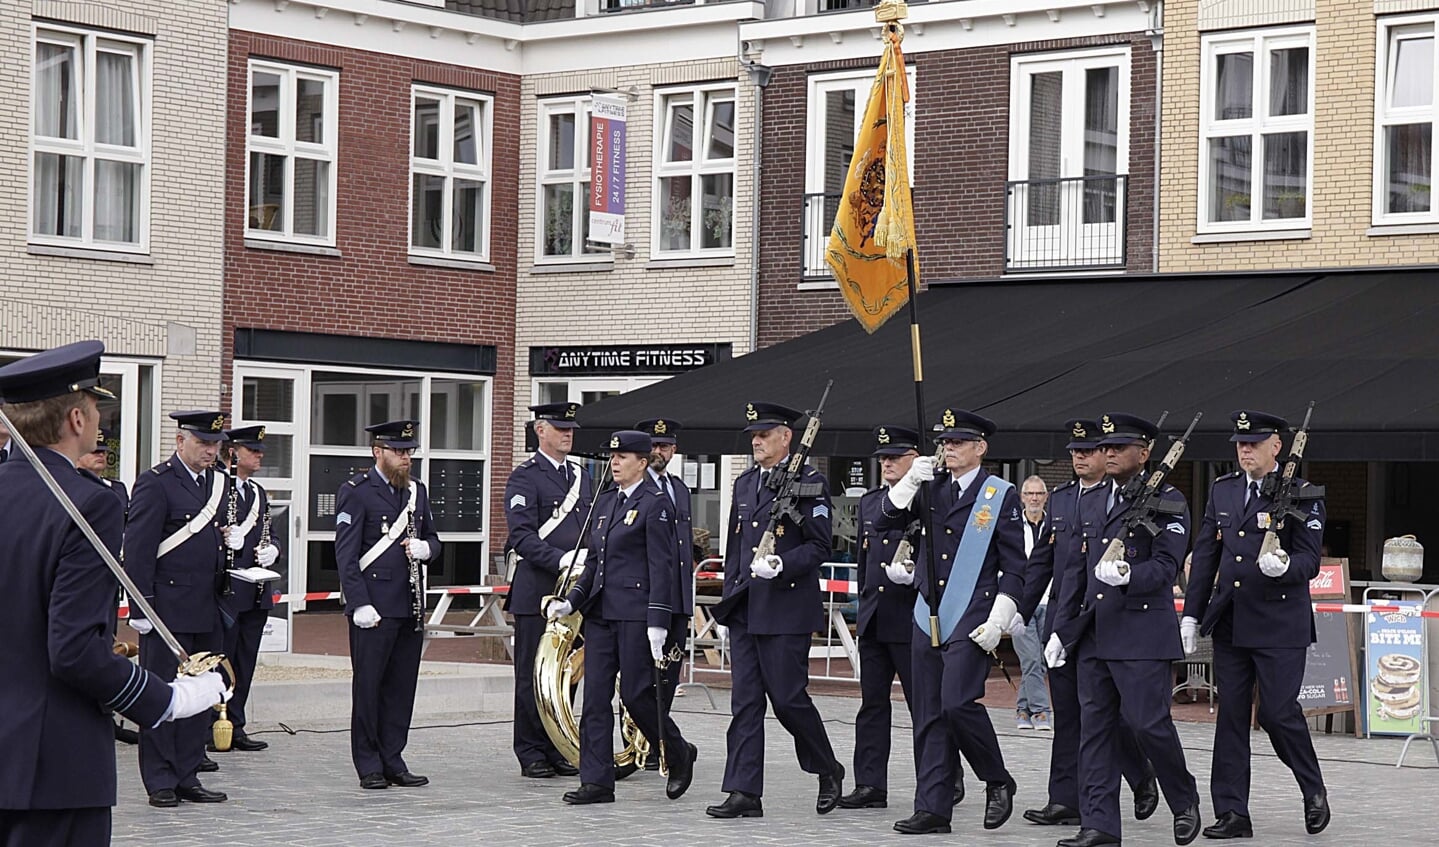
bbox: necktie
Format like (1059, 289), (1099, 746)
(0, 448), (7, 464)
(952, 480), (962, 501)
(1247, 480), (1260, 506)
(196, 471), (205, 489)
(759, 469), (770, 495)
(665, 477), (676, 505)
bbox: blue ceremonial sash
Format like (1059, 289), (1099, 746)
(915, 476), (1014, 643)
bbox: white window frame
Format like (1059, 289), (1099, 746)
(1197, 26), (1316, 234)
(244, 60), (339, 246)
(536, 96), (609, 264)
(409, 85), (494, 263)
(1374, 14), (1439, 226)
(29, 24), (151, 253)
(652, 83), (738, 258)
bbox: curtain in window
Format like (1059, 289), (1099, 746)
(94, 51), (138, 242)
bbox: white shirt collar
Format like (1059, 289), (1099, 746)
(952, 466), (981, 493)
(619, 479), (644, 498)
(536, 450), (566, 471)
(1246, 463), (1280, 483)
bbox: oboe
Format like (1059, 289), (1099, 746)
(405, 506), (423, 632)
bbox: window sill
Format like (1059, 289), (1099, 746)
(797, 278), (838, 291)
(1366, 223), (1439, 237)
(528, 261), (614, 274)
(27, 243), (154, 264)
(244, 238), (341, 257)
(644, 256), (735, 270)
(1190, 228), (1310, 244)
(409, 254), (495, 272)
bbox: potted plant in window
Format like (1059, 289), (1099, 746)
(1222, 192), (1250, 221)
(704, 195), (733, 247)
(1275, 191), (1306, 219)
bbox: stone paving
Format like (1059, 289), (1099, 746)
(112, 676), (1439, 847)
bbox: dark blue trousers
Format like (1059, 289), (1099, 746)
(0, 807), (109, 847)
(348, 616), (422, 778)
(1210, 636), (1325, 816)
(1047, 658), (1153, 809)
(721, 625), (837, 797)
(577, 617), (688, 787)
(910, 627), (1009, 819)
(511, 614), (565, 768)
(1077, 644), (1198, 839)
(220, 607), (268, 736)
(138, 627), (221, 793)
(854, 636), (915, 789)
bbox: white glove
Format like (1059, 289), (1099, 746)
(255, 544), (279, 568)
(1258, 548), (1290, 578)
(1007, 612), (1027, 634)
(883, 559), (915, 586)
(969, 593), (1018, 652)
(352, 604), (381, 628)
(1180, 616), (1199, 655)
(1095, 558), (1131, 586)
(167, 671), (229, 721)
(545, 598), (573, 620)
(750, 554), (783, 580)
(558, 548), (588, 571)
(715, 624), (729, 642)
(128, 617), (154, 636)
(405, 538), (432, 561)
(1044, 633), (1067, 668)
(223, 527), (245, 551)
(887, 456), (935, 511)
(647, 626), (667, 662)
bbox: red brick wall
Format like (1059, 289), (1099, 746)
(758, 32), (1158, 346)
(223, 32), (521, 554)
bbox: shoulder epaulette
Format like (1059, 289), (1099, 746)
(1052, 479), (1077, 492)
(519, 458), (535, 469)
(149, 462), (172, 476)
(1217, 470), (1242, 481)
(346, 472), (367, 487)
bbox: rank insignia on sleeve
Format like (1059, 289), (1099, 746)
(624, 509), (638, 526)
(510, 494), (526, 509)
(1166, 522), (1185, 535)
(812, 504), (830, 519)
(337, 512), (351, 525)
(1307, 518), (1323, 531)
(659, 510), (668, 521)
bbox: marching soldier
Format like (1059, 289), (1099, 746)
(1049, 413), (1201, 847)
(705, 402), (843, 820)
(880, 409), (1024, 835)
(215, 425), (281, 753)
(1020, 420), (1158, 829)
(336, 420), (440, 790)
(545, 430), (696, 804)
(124, 409), (237, 808)
(1182, 410), (1329, 838)
(503, 402), (591, 779)
(636, 417), (695, 770)
(0, 342), (224, 845)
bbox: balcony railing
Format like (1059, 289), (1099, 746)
(601, 0), (696, 11)
(800, 191), (842, 280)
(1005, 174), (1127, 272)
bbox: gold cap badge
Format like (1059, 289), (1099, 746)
(942, 409), (957, 428)
(1236, 412), (1251, 431)
(609, 435), (620, 449)
(745, 403), (758, 422)
(1072, 422), (1087, 439)
(1100, 415), (1115, 434)
(877, 427), (890, 444)
(257, 426), (267, 440)
(210, 415), (225, 432)
(402, 422), (415, 438)
(654, 419), (667, 434)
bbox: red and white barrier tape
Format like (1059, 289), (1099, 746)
(118, 584), (508, 618)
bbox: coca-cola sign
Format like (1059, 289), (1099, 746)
(1309, 558), (1347, 599)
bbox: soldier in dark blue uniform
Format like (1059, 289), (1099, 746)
(215, 425), (281, 753)
(79, 427), (127, 516)
(336, 420), (441, 790)
(0, 341), (224, 844)
(705, 402), (842, 820)
(636, 417), (695, 770)
(1182, 410), (1329, 838)
(1049, 413), (1201, 847)
(503, 402), (591, 779)
(125, 409), (237, 808)
(546, 430), (696, 804)
(880, 409), (1025, 836)
(1021, 419), (1158, 829)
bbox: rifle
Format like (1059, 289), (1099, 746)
(890, 439), (946, 574)
(1259, 402), (1324, 558)
(1100, 411), (1201, 568)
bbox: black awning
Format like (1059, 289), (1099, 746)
(575, 268), (1439, 461)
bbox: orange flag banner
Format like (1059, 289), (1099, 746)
(825, 27), (917, 334)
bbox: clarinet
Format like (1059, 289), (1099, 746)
(257, 503), (273, 610)
(405, 505), (424, 632)
(219, 467), (236, 597)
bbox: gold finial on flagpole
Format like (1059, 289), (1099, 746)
(874, 0), (908, 24)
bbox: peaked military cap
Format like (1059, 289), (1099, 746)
(93, 426), (115, 454)
(1064, 418), (1102, 450)
(530, 401), (581, 430)
(366, 419), (419, 449)
(872, 425), (921, 456)
(636, 418), (680, 445)
(0, 340), (114, 404)
(742, 401), (803, 433)
(1229, 409), (1287, 443)
(171, 410), (228, 442)
(225, 425), (268, 451)
(1095, 413), (1158, 447)
(608, 429), (652, 455)
(932, 407), (995, 442)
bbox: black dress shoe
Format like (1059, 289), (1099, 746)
(953, 775), (965, 806)
(893, 811), (951, 834)
(1133, 771), (1160, 821)
(231, 735), (268, 752)
(645, 751), (661, 771)
(838, 785), (888, 809)
(114, 722), (139, 745)
(1202, 811), (1253, 839)
(551, 759), (579, 777)
(562, 783), (615, 805)
(665, 742), (697, 800)
(706, 791), (763, 818)
(1058, 827), (1121, 847)
(198, 755), (218, 773)
(520, 761), (556, 779)
(1174, 803), (1201, 845)
(386, 771), (429, 787)
(147, 789), (179, 808)
(1304, 792), (1330, 835)
(360, 773), (389, 790)
(817, 763), (845, 814)
(1025, 803), (1082, 826)
(984, 777), (1017, 830)
(175, 785), (227, 803)
(614, 761), (638, 781)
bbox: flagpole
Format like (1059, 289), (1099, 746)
(901, 249), (941, 647)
